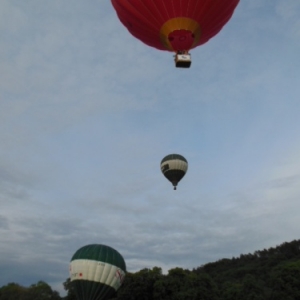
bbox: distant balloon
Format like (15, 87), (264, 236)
(161, 154), (188, 190)
(70, 244), (126, 300)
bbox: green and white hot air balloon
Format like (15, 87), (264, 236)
(161, 154), (188, 190)
(70, 244), (126, 300)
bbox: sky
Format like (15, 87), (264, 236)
(1, 0), (300, 296)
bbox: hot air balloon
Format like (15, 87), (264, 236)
(111, 0), (239, 68)
(70, 244), (126, 300)
(161, 154), (188, 190)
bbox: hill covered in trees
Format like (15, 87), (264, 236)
(2, 239), (300, 300)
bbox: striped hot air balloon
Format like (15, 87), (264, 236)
(70, 244), (126, 300)
(111, 0), (239, 67)
(161, 154), (188, 190)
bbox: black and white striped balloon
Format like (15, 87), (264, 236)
(160, 154), (188, 190)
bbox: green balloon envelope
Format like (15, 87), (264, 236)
(70, 244), (126, 300)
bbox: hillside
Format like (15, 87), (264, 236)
(1, 240), (300, 300)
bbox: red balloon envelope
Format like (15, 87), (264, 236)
(111, 0), (239, 52)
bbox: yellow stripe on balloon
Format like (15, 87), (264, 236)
(159, 17), (201, 51)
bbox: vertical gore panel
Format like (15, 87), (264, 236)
(111, 0), (239, 51)
(70, 244), (126, 300)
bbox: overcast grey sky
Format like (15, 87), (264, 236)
(1, 0), (300, 296)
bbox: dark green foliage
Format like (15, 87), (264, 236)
(114, 267), (163, 300)
(0, 283), (26, 300)
(114, 239), (300, 300)
(268, 261), (300, 300)
(62, 278), (77, 300)
(2, 240), (300, 300)
(0, 281), (61, 300)
(194, 239), (300, 300)
(25, 281), (61, 300)
(113, 266), (220, 300)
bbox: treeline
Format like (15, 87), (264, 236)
(0, 281), (61, 300)
(1, 240), (300, 300)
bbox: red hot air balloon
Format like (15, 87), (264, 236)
(111, 0), (239, 68)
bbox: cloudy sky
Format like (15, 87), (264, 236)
(1, 0), (300, 296)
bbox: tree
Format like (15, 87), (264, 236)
(0, 283), (26, 300)
(25, 281), (61, 300)
(63, 278), (76, 300)
(115, 267), (163, 300)
(269, 261), (300, 300)
(0, 281), (61, 300)
(153, 268), (219, 300)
